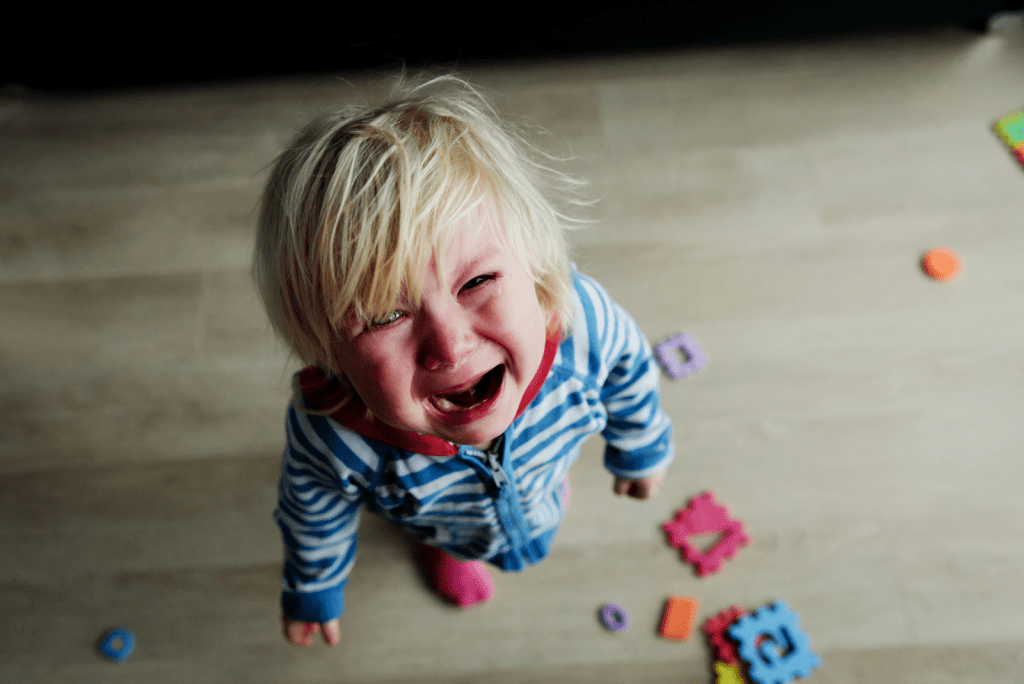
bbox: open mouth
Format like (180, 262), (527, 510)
(431, 365), (504, 413)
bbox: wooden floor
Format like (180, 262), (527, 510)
(3, 19), (1024, 684)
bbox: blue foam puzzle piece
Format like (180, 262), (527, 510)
(99, 628), (135, 663)
(728, 601), (820, 684)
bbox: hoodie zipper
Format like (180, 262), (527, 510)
(471, 434), (530, 550)
(483, 444), (508, 491)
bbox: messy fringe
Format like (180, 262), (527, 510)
(254, 68), (596, 377)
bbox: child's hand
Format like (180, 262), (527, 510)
(282, 616), (341, 647)
(613, 471), (666, 500)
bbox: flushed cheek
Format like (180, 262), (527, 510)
(354, 361), (419, 422)
(487, 304), (543, 367)
(510, 317), (546, 377)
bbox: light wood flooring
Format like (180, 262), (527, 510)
(2, 19), (1024, 684)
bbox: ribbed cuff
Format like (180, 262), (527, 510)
(281, 584), (345, 623)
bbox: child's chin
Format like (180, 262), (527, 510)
(445, 423), (505, 448)
(439, 411), (513, 448)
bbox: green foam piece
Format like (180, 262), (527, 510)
(995, 111), (1024, 147)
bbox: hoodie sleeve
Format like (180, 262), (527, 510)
(572, 270), (675, 480)
(275, 403), (378, 623)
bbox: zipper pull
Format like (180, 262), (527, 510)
(479, 434), (508, 489)
(486, 451), (508, 488)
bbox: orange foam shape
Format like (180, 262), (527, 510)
(660, 596), (699, 641)
(922, 247), (961, 281)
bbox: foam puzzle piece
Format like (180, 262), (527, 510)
(921, 247), (961, 281)
(99, 628), (135, 663)
(703, 605), (748, 664)
(660, 596), (699, 641)
(600, 603), (630, 632)
(995, 111), (1024, 147)
(715, 661), (747, 684)
(995, 112), (1024, 170)
(662, 490), (750, 576)
(728, 601), (821, 684)
(655, 332), (706, 380)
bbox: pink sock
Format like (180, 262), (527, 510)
(418, 543), (494, 608)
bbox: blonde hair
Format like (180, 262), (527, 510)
(254, 71), (593, 376)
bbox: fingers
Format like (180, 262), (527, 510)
(320, 619), (341, 646)
(613, 478), (631, 496)
(614, 477), (644, 497)
(640, 474), (664, 499)
(283, 617), (340, 647)
(613, 472), (666, 500)
(283, 618), (316, 647)
(629, 481), (651, 499)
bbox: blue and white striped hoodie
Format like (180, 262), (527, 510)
(275, 268), (674, 622)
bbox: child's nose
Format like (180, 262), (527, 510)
(419, 310), (477, 371)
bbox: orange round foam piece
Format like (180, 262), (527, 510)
(921, 247), (961, 281)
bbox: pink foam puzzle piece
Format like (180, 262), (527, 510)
(662, 491), (750, 576)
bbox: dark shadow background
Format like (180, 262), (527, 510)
(3, 0), (1022, 92)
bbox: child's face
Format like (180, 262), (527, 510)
(335, 203), (549, 448)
